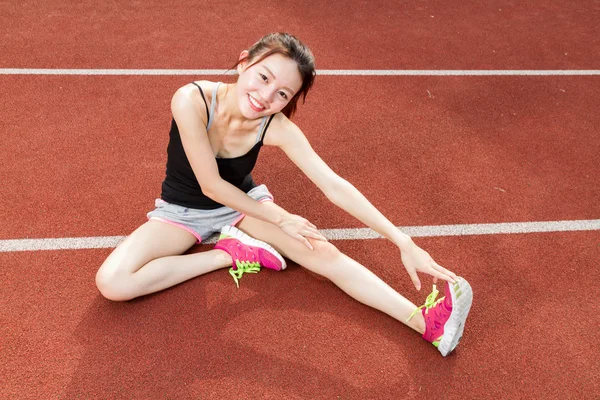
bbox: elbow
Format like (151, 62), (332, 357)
(200, 178), (222, 201)
(201, 183), (217, 200)
(324, 178), (352, 204)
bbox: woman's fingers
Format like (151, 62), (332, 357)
(401, 243), (460, 289)
(407, 268), (422, 291)
(428, 266), (456, 284)
(282, 215), (326, 249)
(306, 233), (327, 241)
(428, 268), (454, 283)
(295, 231), (325, 250)
(431, 262), (457, 282)
(295, 221), (327, 241)
(303, 228), (327, 241)
(296, 234), (314, 250)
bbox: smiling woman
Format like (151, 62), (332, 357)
(234, 33), (315, 118)
(235, 52), (303, 118)
(231, 32), (316, 119)
(94, 32), (473, 358)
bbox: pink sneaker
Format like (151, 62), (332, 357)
(214, 225), (286, 288)
(408, 277), (473, 356)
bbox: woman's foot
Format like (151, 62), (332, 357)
(408, 277), (473, 356)
(214, 225), (286, 288)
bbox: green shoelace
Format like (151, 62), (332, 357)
(407, 284), (446, 322)
(229, 260), (261, 288)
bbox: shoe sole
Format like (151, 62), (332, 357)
(438, 277), (473, 356)
(221, 225), (287, 270)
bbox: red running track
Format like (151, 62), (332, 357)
(1, 75), (598, 239)
(1, 0), (599, 399)
(1, 0), (599, 69)
(2, 232), (599, 398)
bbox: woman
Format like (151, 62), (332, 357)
(95, 32), (473, 357)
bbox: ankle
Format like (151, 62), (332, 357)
(214, 248), (233, 266)
(408, 309), (426, 335)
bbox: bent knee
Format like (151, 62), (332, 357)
(307, 239), (340, 261)
(95, 265), (135, 302)
(298, 239), (342, 278)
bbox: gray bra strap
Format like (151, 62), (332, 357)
(255, 116), (268, 143)
(207, 82), (222, 131)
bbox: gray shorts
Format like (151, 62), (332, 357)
(146, 184), (274, 244)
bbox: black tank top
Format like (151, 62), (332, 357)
(160, 82), (275, 209)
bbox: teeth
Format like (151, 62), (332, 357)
(248, 95), (264, 110)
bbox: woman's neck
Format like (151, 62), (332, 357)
(217, 83), (247, 125)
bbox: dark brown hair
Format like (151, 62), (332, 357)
(233, 32), (316, 118)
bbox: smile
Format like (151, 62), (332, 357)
(248, 94), (266, 111)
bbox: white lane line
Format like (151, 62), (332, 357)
(1, 69), (599, 76)
(320, 70), (600, 76)
(1, 219), (598, 252)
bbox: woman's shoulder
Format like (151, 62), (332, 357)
(172, 80), (221, 103)
(263, 112), (305, 147)
(171, 80), (215, 127)
(178, 80), (221, 100)
(171, 80), (221, 120)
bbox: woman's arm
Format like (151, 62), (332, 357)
(270, 117), (408, 245)
(270, 117), (457, 289)
(171, 84), (286, 225)
(171, 84), (325, 248)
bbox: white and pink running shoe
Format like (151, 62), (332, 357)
(214, 225), (286, 288)
(408, 277), (473, 356)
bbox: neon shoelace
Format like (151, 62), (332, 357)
(229, 260), (261, 288)
(406, 284), (446, 322)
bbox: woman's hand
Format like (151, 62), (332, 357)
(400, 239), (458, 291)
(278, 213), (327, 250)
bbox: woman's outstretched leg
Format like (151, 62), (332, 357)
(95, 220), (232, 301)
(236, 208), (427, 334)
(237, 203), (473, 356)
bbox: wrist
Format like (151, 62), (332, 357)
(261, 202), (289, 226)
(393, 230), (414, 252)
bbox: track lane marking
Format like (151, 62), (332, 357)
(1, 219), (598, 252)
(1, 69), (599, 76)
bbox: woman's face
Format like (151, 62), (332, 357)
(236, 52), (303, 119)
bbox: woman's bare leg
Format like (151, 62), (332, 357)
(237, 203), (427, 334)
(96, 220), (231, 301)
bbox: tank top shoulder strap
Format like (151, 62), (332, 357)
(257, 114), (276, 143)
(254, 116), (268, 143)
(207, 82), (222, 131)
(190, 82), (210, 124)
